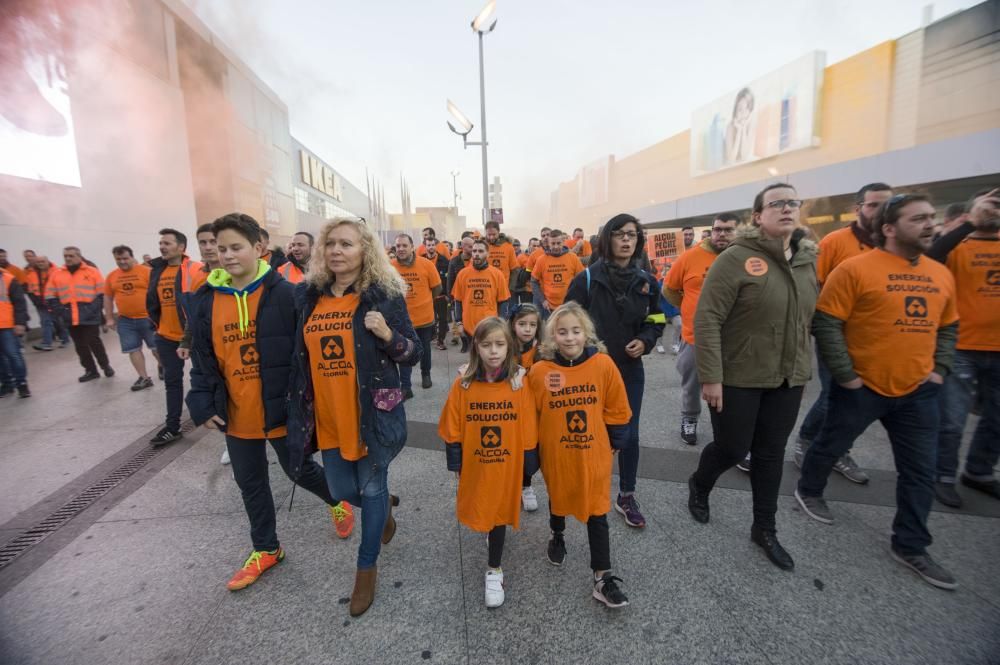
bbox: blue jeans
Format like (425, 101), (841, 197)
(798, 340), (832, 442)
(617, 361), (644, 494)
(399, 325), (434, 388)
(0, 329), (27, 387)
(155, 335), (184, 431)
(116, 316), (157, 353)
(40, 299), (70, 346)
(321, 449), (389, 569)
(799, 381), (940, 555)
(936, 350), (1000, 482)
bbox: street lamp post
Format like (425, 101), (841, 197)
(450, 170), (461, 212)
(447, 0), (497, 224)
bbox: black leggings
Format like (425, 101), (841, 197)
(550, 510), (611, 571)
(487, 525), (506, 568)
(692, 383), (804, 532)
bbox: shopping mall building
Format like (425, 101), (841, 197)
(0, 0), (380, 275)
(550, 0), (1000, 238)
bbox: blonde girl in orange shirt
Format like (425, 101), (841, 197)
(508, 303), (543, 512)
(527, 302), (632, 608)
(439, 317), (539, 608)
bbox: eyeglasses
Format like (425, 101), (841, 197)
(711, 227), (736, 234)
(764, 199), (803, 210)
(611, 231), (639, 240)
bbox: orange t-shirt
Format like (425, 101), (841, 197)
(565, 238), (592, 258)
(664, 244), (717, 345)
(487, 242), (519, 283)
(212, 288), (287, 440)
(438, 378), (538, 532)
(526, 247), (546, 273)
(105, 264), (151, 319)
(305, 293), (365, 459)
(392, 256), (441, 328)
(451, 265), (511, 335)
(817, 225), (873, 284)
(945, 237), (1000, 352)
(533, 252), (584, 307)
(156, 265), (184, 341)
(527, 354), (631, 522)
(519, 342), (537, 370)
(818, 249), (958, 397)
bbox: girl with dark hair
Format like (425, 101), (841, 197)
(565, 214), (665, 529)
(687, 183), (818, 571)
(439, 317), (539, 608)
(508, 302), (543, 511)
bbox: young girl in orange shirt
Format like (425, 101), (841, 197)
(439, 317), (539, 608)
(508, 303), (543, 512)
(527, 302), (632, 608)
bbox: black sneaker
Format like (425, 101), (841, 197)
(16, 383), (31, 398)
(421, 374), (432, 389)
(103, 365), (115, 378)
(687, 475), (710, 524)
(131, 377), (154, 392)
(890, 547), (957, 590)
(736, 454), (751, 473)
(459, 337), (469, 353)
(0, 385), (14, 398)
(32, 344), (53, 351)
(157, 365), (164, 380)
(960, 474), (1000, 500)
(78, 371), (100, 383)
(751, 525), (794, 571)
(547, 534), (566, 566)
(592, 573), (629, 608)
(150, 427), (182, 446)
(680, 417), (698, 445)
(934, 482), (963, 508)
(403, 388), (414, 401)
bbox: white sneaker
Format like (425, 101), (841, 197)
(655, 344), (666, 354)
(521, 486), (538, 512)
(671, 343), (680, 355)
(484, 569), (505, 608)
(220, 448), (231, 465)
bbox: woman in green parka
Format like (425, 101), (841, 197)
(686, 183), (818, 571)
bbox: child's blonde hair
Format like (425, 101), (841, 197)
(461, 317), (521, 384)
(537, 301), (607, 360)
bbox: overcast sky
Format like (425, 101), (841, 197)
(184, 0), (979, 234)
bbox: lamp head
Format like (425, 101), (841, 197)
(471, 0), (497, 33)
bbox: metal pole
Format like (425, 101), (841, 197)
(451, 171), (460, 211)
(478, 30), (489, 224)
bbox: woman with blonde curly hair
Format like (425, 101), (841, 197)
(527, 302), (633, 609)
(287, 217), (421, 616)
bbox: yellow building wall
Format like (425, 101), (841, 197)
(554, 42), (898, 231)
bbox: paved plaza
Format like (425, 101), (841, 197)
(1, 334), (998, 665)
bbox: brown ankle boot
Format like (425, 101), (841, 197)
(381, 495), (400, 545)
(349, 566), (377, 617)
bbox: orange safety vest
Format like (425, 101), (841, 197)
(48, 264), (104, 325)
(24, 267), (52, 299)
(278, 261), (305, 284)
(0, 271), (14, 328)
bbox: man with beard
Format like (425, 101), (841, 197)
(531, 229), (584, 318)
(49, 247), (113, 382)
(796, 194), (959, 590)
(663, 213), (739, 446)
(793, 182), (893, 483)
(681, 226), (695, 252)
(927, 188), (1000, 508)
(278, 232), (313, 284)
(392, 234), (442, 396)
(422, 236), (451, 351)
(447, 234), (475, 350)
(484, 221), (519, 290)
(451, 239), (510, 346)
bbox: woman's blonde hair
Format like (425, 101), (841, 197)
(461, 317), (520, 384)
(307, 217), (405, 297)
(537, 301), (607, 360)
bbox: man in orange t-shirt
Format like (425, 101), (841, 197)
(928, 188), (1000, 506)
(797, 182), (893, 483)
(663, 213), (737, 445)
(565, 228), (592, 261)
(797, 194), (960, 590)
(484, 221), (519, 288)
(531, 230), (583, 316)
(104, 245), (158, 390)
(451, 239), (511, 338)
(416, 227), (451, 260)
(392, 234), (442, 394)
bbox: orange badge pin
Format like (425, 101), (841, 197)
(744, 257), (768, 277)
(545, 371), (565, 392)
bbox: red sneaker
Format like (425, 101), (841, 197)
(226, 548), (285, 591)
(329, 501), (355, 539)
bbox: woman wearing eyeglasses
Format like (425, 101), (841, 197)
(686, 183), (818, 571)
(565, 214), (665, 529)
